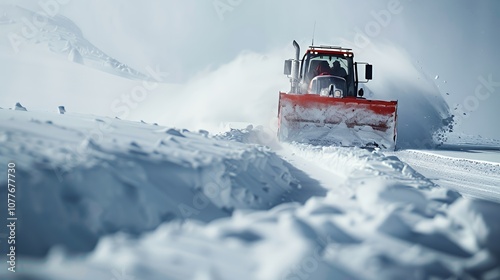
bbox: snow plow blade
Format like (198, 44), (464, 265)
(277, 92), (398, 150)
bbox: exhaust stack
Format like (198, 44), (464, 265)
(291, 40), (300, 93)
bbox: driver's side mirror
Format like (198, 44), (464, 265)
(365, 64), (373, 80)
(284, 60), (292, 76)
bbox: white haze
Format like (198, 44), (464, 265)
(129, 48), (290, 134)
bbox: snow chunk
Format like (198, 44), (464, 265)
(14, 102), (27, 111)
(162, 128), (186, 138)
(58, 106), (66, 114)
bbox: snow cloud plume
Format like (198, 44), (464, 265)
(133, 48), (290, 134)
(358, 43), (454, 149)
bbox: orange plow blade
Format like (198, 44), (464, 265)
(277, 92), (398, 149)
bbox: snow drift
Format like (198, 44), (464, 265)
(2, 113), (499, 280)
(0, 109), (300, 257)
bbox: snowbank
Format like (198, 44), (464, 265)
(4, 123), (499, 280)
(0, 109), (299, 257)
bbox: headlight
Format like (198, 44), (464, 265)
(319, 88), (329, 96)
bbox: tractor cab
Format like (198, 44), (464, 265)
(284, 44), (373, 97)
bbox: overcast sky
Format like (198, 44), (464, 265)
(53, 0), (500, 82)
(1, 0), (499, 139)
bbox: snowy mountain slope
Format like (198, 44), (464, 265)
(1, 5), (151, 80)
(2, 111), (500, 280)
(0, 12), (177, 120)
(0, 109), (301, 257)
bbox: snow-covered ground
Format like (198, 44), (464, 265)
(1, 109), (500, 280)
(1, 2), (500, 279)
(0, 109), (301, 256)
(394, 149), (500, 204)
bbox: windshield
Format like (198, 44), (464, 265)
(308, 57), (349, 77)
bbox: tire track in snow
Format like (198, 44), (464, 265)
(395, 150), (500, 204)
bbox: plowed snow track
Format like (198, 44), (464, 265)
(394, 149), (500, 203)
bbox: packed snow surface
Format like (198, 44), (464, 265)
(395, 149), (500, 204)
(1, 109), (500, 280)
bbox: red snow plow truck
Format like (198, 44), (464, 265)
(278, 41), (398, 150)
